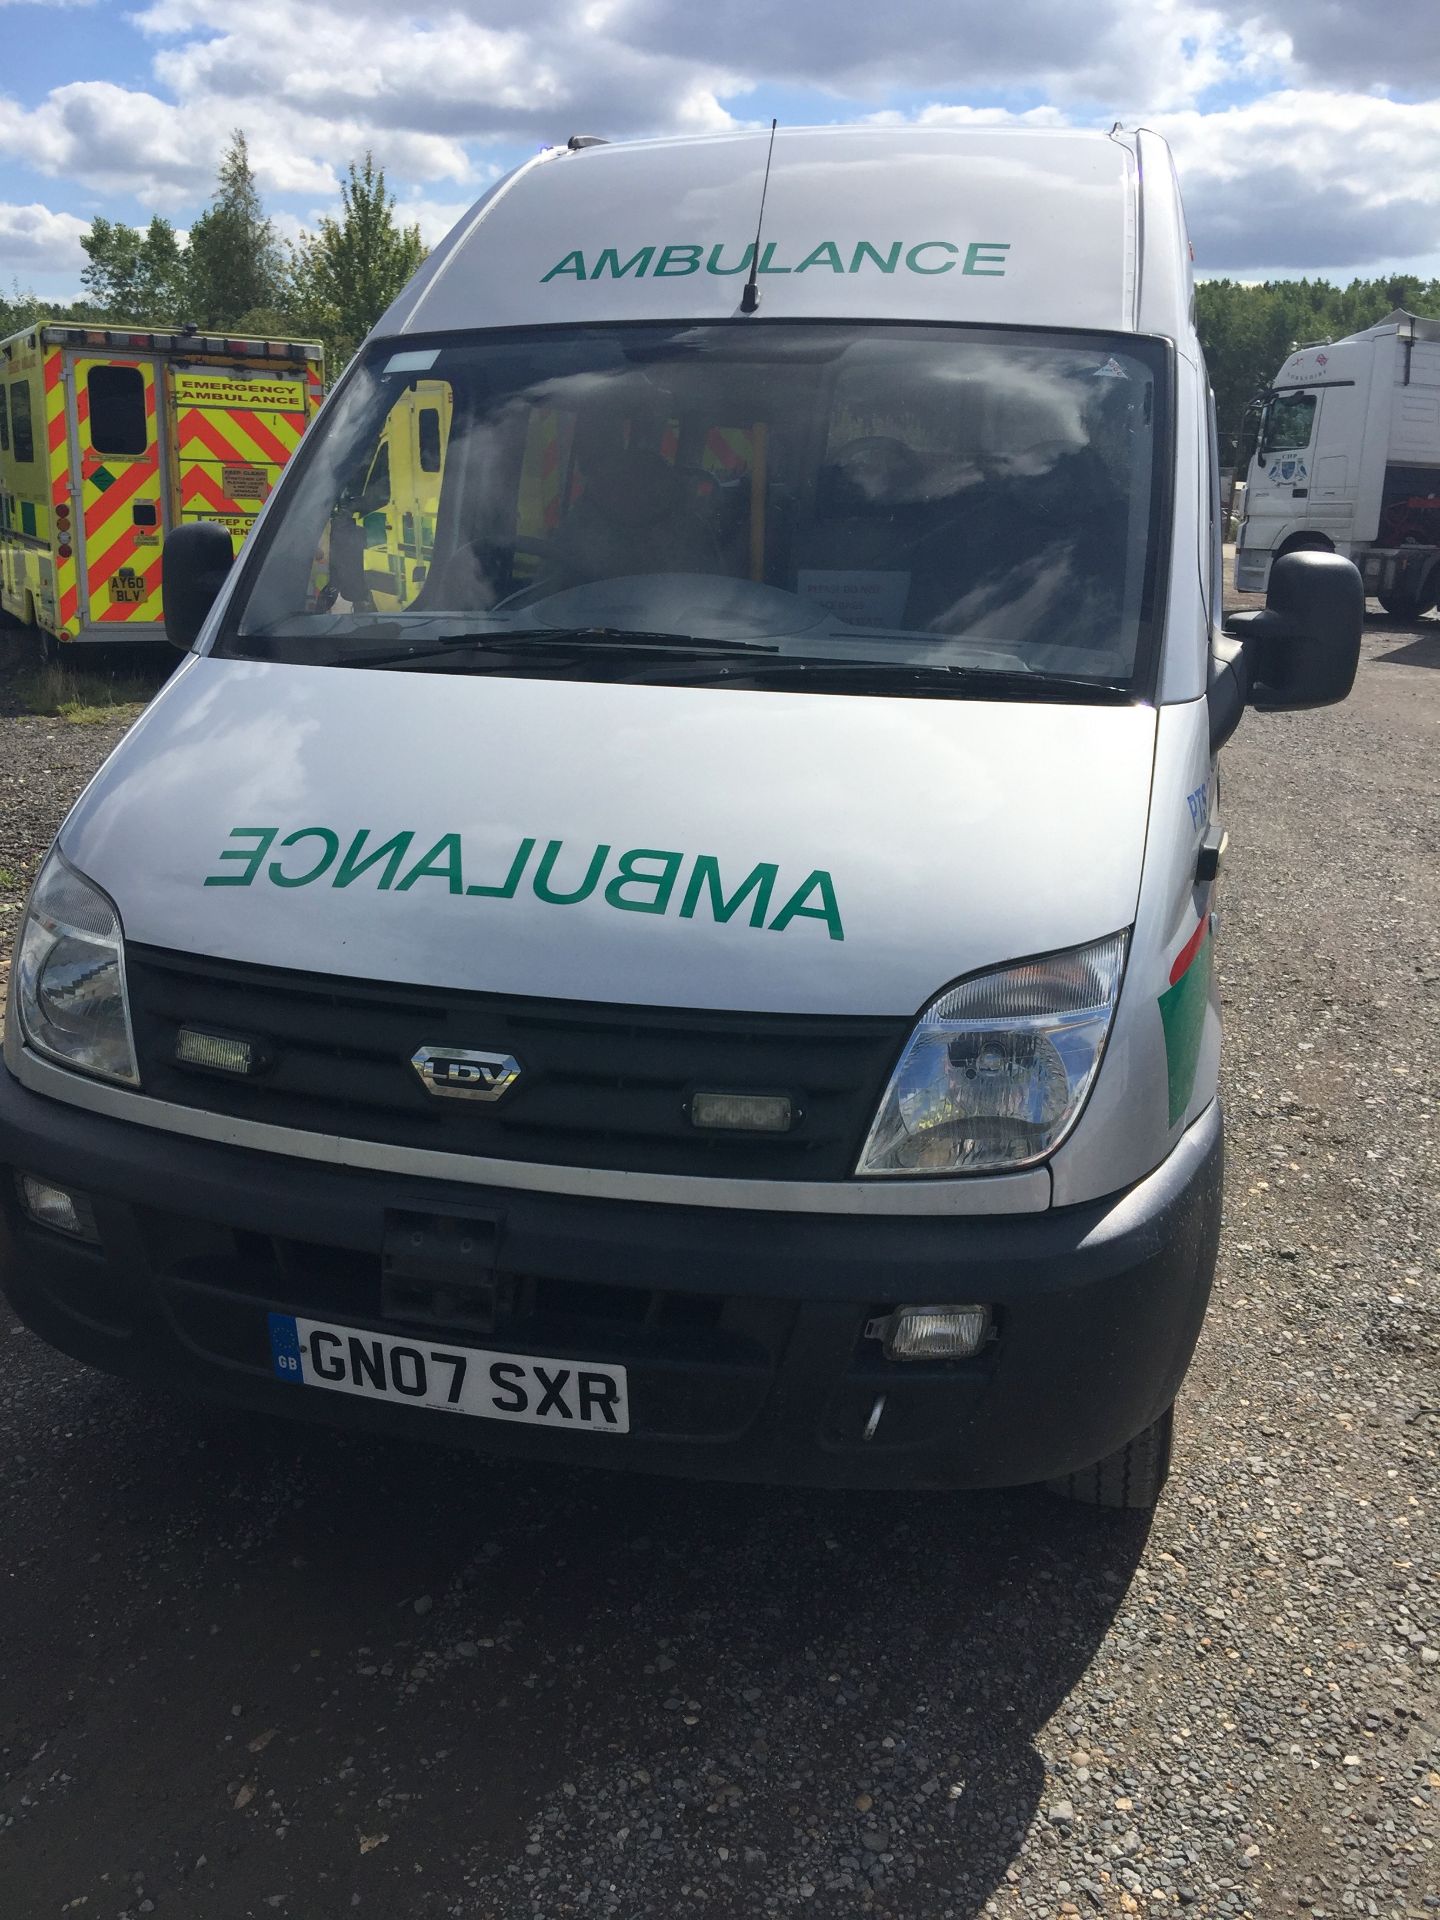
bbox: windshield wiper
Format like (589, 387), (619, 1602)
(631, 657), (1133, 700)
(335, 627), (781, 668)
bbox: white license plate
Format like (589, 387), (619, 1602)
(267, 1313), (629, 1434)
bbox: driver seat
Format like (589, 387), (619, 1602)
(550, 448), (721, 584)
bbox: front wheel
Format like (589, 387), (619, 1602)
(1043, 1402), (1175, 1509)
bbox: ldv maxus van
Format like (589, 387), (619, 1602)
(0, 126), (1362, 1506)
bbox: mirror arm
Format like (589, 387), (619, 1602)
(1207, 630), (1252, 752)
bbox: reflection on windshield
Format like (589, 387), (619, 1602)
(229, 324), (1166, 693)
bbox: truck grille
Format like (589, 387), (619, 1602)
(124, 946), (910, 1180)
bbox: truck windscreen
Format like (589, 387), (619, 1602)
(224, 324), (1169, 696)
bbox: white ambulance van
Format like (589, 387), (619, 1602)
(0, 127), (1362, 1506)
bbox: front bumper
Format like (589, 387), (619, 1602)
(0, 1063), (1223, 1489)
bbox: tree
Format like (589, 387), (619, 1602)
(184, 130), (288, 327)
(80, 214), (186, 321)
(0, 280), (45, 336)
(291, 154), (427, 366)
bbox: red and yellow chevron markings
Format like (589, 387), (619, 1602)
(179, 403), (304, 472)
(44, 349), (80, 634)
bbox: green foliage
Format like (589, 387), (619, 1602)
(80, 215), (186, 321)
(53, 135), (428, 364)
(183, 131), (289, 328)
(291, 154), (428, 367)
(1198, 275), (1440, 470)
(0, 281), (46, 334)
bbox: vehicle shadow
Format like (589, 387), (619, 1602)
(1372, 626), (1440, 668)
(0, 1369), (1153, 1918)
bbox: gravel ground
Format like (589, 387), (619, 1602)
(0, 594), (1436, 1920)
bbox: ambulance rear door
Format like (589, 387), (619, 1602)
(170, 364), (311, 555)
(70, 354), (168, 631)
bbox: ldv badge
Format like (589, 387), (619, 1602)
(410, 1047), (523, 1102)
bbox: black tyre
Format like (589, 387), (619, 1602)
(1377, 584), (1434, 621)
(1044, 1402), (1175, 1510)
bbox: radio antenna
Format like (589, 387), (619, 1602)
(740, 120), (778, 315)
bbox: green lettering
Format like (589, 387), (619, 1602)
(204, 826), (278, 887)
(540, 250), (588, 283)
(795, 241), (845, 274)
(679, 857), (778, 928)
(757, 241), (792, 275)
(768, 869), (844, 941)
(267, 827), (340, 888)
(906, 241), (958, 275)
(963, 241), (1011, 276)
(706, 242), (755, 276)
(592, 245), (655, 279)
(850, 240), (902, 274)
(654, 244), (702, 277)
(603, 848), (683, 915)
(533, 839), (610, 905)
(466, 837), (536, 898)
(396, 833), (465, 893)
(333, 829), (414, 890)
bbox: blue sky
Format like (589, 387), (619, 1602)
(3, 0), (1438, 303)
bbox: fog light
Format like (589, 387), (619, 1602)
(867, 1304), (991, 1361)
(690, 1091), (793, 1132)
(17, 1173), (99, 1242)
(176, 1027), (257, 1075)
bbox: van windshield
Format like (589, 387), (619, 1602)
(224, 324), (1169, 698)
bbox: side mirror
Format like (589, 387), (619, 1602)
(163, 521), (235, 649)
(1212, 550), (1362, 748)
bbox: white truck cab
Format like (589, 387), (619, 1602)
(1236, 308), (1440, 618)
(0, 127), (1362, 1506)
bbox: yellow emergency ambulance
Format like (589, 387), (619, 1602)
(0, 321), (323, 647)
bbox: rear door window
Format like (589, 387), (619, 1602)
(87, 364), (148, 456)
(10, 381), (34, 463)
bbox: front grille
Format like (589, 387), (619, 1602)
(125, 946), (910, 1179)
(136, 1210), (791, 1439)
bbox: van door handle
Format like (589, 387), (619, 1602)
(1292, 486), (1308, 497)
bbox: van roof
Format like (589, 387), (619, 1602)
(380, 124), (1152, 341)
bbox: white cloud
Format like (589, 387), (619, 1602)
(1213, 0), (1440, 93)
(1153, 90), (1440, 270)
(0, 77), (473, 208)
(0, 200), (89, 271)
(396, 197), (488, 248)
(619, 0), (1266, 113)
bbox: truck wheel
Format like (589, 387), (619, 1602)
(1377, 582), (1436, 621)
(1043, 1402), (1175, 1510)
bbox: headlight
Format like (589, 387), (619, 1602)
(14, 849), (139, 1086)
(857, 932), (1127, 1176)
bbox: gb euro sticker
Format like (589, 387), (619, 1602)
(204, 828), (846, 941)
